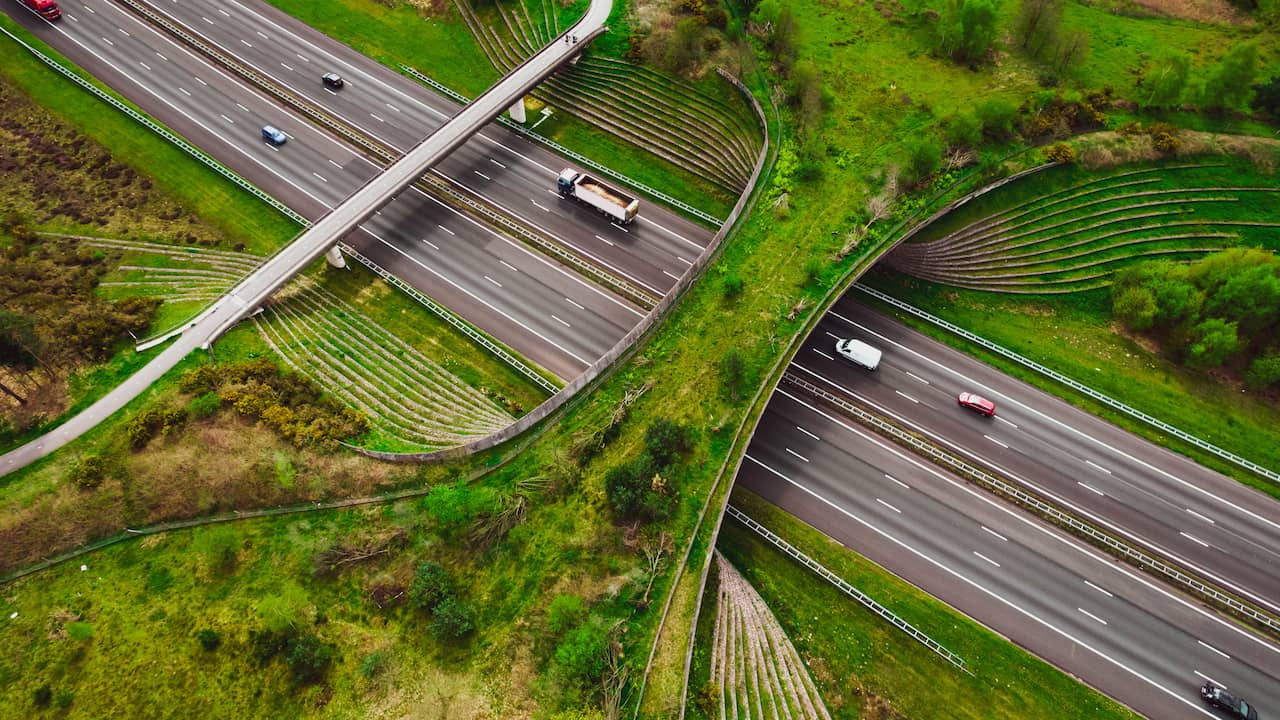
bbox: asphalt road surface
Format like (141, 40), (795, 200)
(0, 0), (616, 474)
(739, 388), (1280, 719)
(2, 0), (712, 380)
(792, 298), (1280, 617)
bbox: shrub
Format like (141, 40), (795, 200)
(125, 406), (188, 448)
(430, 596), (475, 641)
(933, 0), (999, 63)
(555, 621), (609, 685)
(1187, 318), (1240, 368)
(1045, 143), (1076, 163)
(359, 650), (389, 679)
(189, 391), (221, 419)
(944, 112), (983, 148)
(603, 461), (652, 519)
(197, 629), (221, 651)
(899, 136), (943, 187)
(67, 621), (93, 641)
(55, 691), (74, 709)
(719, 350), (748, 403)
(1246, 354), (1280, 389)
(68, 454), (108, 490)
(548, 594), (587, 636)
(975, 98), (1017, 139)
(410, 561), (455, 611)
(643, 418), (693, 468)
(722, 274), (744, 300)
(32, 684), (52, 708)
(285, 634), (334, 684)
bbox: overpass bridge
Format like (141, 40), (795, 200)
(2, 0), (612, 475)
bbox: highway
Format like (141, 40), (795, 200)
(0, 0), (617, 473)
(739, 388), (1280, 719)
(1, 0), (713, 380)
(792, 298), (1280, 616)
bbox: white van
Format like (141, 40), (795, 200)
(835, 338), (881, 371)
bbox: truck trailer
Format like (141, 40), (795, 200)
(557, 169), (639, 225)
(21, 0), (61, 20)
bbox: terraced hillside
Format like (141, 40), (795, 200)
(91, 238), (515, 451)
(452, 0), (763, 194)
(886, 160), (1280, 294)
(710, 552), (832, 720)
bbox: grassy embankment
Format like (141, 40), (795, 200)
(263, 0), (739, 218)
(699, 489), (1142, 720)
(863, 154), (1280, 495)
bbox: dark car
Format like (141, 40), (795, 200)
(1201, 681), (1259, 720)
(261, 125), (288, 147)
(958, 391), (996, 417)
(321, 72), (344, 89)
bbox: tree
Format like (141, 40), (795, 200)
(1143, 53), (1191, 108)
(603, 461), (650, 518)
(976, 98), (1017, 139)
(285, 634), (334, 684)
(643, 418), (693, 468)
(1112, 285), (1158, 331)
(430, 596), (475, 640)
(1187, 318), (1240, 368)
(1246, 353), (1280, 389)
(548, 594), (586, 636)
(945, 112), (983, 148)
(662, 18), (704, 74)
(555, 622), (609, 685)
(936, 0), (1000, 63)
(719, 350), (748, 402)
(1013, 0), (1063, 55)
(197, 629), (222, 651)
(1205, 263), (1280, 335)
(899, 136), (943, 186)
(1251, 75), (1280, 117)
(1200, 43), (1259, 112)
(409, 561), (455, 611)
(1053, 28), (1089, 73)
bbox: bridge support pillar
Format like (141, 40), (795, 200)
(325, 245), (346, 269)
(509, 97), (527, 124)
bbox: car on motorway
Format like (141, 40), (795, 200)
(321, 72), (345, 89)
(957, 391), (996, 417)
(261, 125), (288, 147)
(834, 338), (881, 371)
(1201, 682), (1259, 720)
(21, 0), (61, 20)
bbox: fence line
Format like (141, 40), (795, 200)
(852, 283), (1280, 485)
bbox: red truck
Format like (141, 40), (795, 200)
(21, 0), (62, 21)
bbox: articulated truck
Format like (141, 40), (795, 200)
(557, 169), (639, 225)
(21, 0), (61, 20)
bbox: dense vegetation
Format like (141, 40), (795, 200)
(1112, 248), (1280, 380)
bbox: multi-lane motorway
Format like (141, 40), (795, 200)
(3, 0), (716, 380)
(739, 298), (1280, 718)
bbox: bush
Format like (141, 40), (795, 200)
(944, 112), (983, 148)
(719, 350), (748, 403)
(410, 561), (455, 611)
(68, 454), (108, 490)
(32, 684), (52, 708)
(189, 391), (221, 419)
(125, 406), (188, 448)
(603, 461), (652, 519)
(359, 650), (389, 679)
(430, 596), (475, 641)
(197, 628), (221, 651)
(548, 594), (587, 636)
(643, 418), (693, 468)
(934, 0), (999, 63)
(976, 98), (1017, 140)
(1246, 353), (1280, 389)
(722, 274), (744, 300)
(285, 634), (334, 684)
(1045, 143), (1076, 163)
(555, 622), (609, 685)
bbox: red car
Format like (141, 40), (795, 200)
(958, 392), (996, 417)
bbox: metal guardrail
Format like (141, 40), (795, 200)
(725, 504), (971, 673)
(781, 371), (1280, 637)
(339, 243), (560, 395)
(399, 64), (724, 226)
(852, 283), (1280, 485)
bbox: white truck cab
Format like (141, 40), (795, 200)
(835, 338), (882, 371)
